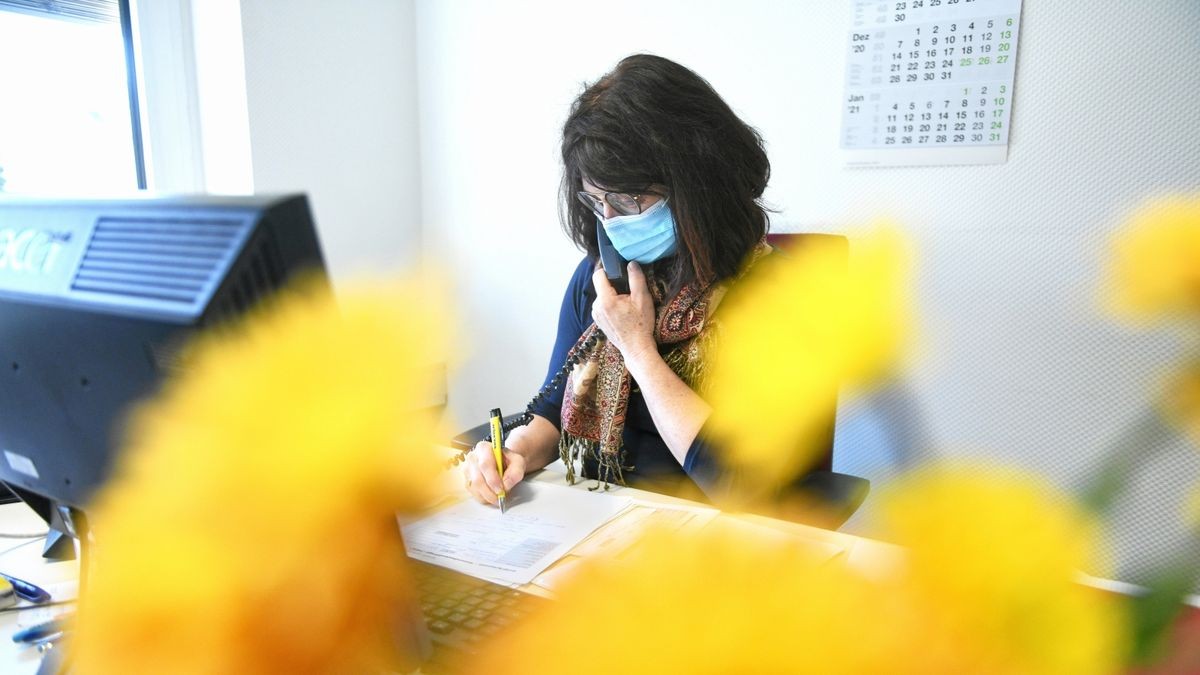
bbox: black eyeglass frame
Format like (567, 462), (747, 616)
(575, 189), (662, 218)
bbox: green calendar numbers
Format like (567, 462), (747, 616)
(842, 0), (1023, 166)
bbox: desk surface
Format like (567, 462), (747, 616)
(516, 466), (903, 593)
(0, 502), (77, 674)
(0, 467), (902, 674)
(0, 469), (1194, 674)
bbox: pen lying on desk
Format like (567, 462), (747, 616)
(29, 630), (63, 650)
(12, 618), (62, 644)
(0, 573), (51, 604)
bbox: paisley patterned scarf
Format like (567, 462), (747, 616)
(558, 241), (772, 487)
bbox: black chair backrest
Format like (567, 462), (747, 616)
(762, 232), (849, 474)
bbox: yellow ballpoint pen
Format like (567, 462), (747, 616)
(488, 408), (507, 514)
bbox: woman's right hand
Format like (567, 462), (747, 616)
(462, 440), (527, 507)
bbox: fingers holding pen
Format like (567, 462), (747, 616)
(501, 451), (526, 492)
(463, 441), (526, 506)
(464, 441), (501, 505)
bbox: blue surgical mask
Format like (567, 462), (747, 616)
(598, 198), (677, 264)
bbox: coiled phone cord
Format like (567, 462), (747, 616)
(450, 331), (602, 466)
(504, 331), (601, 433)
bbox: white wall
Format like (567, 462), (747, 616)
(239, 0), (422, 282)
(135, 0), (422, 280)
(415, 1), (1200, 586)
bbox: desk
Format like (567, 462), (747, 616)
(0, 468), (897, 672)
(0, 470), (893, 675)
(0, 503), (77, 675)
(460, 467), (1200, 674)
(0, 470), (1195, 673)
(515, 466), (903, 595)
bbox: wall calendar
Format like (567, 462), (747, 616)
(841, 0), (1023, 167)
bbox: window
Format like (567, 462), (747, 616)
(0, 0), (143, 194)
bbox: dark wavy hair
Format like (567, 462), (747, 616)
(560, 54), (770, 290)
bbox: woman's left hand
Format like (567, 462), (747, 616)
(591, 261), (656, 364)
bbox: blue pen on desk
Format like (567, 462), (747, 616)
(12, 618), (60, 644)
(0, 573), (51, 604)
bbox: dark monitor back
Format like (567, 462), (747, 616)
(0, 194), (326, 509)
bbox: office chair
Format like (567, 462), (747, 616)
(762, 232), (870, 530)
(769, 419), (870, 531)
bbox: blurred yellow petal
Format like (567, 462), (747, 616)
(478, 466), (1125, 674)
(705, 226), (913, 486)
(871, 463), (1129, 674)
(1159, 365), (1200, 451)
(480, 523), (910, 675)
(1188, 485), (1200, 526)
(72, 274), (457, 675)
(1107, 196), (1200, 320)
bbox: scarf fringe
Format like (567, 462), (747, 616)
(558, 433), (632, 491)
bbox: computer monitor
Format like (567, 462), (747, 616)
(0, 194), (327, 556)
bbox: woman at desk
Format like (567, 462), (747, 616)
(464, 54), (772, 504)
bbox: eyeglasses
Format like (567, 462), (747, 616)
(575, 190), (653, 218)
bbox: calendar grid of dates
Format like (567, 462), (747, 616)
(842, 0), (1022, 154)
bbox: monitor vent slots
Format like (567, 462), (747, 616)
(206, 233), (286, 325)
(71, 217), (245, 304)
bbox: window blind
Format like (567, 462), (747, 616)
(0, 0), (117, 24)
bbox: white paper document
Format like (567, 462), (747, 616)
(400, 480), (631, 586)
(529, 499), (722, 592)
(569, 500), (719, 561)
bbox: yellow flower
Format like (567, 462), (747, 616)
(1107, 196), (1200, 320)
(1159, 364), (1200, 451)
(704, 226), (913, 487)
(479, 522), (910, 675)
(870, 464), (1129, 674)
(71, 275), (457, 675)
(1188, 486), (1200, 526)
(482, 465), (1126, 675)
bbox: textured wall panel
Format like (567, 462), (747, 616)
(827, 2), (1200, 590)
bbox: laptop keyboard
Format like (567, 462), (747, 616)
(412, 560), (548, 664)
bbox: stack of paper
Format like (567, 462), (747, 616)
(400, 480), (631, 586)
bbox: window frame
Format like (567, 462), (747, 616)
(0, 0), (148, 191)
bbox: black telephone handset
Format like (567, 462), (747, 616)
(596, 221), (630, 294)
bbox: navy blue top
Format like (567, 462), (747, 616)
(528, 257), (724, 501)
